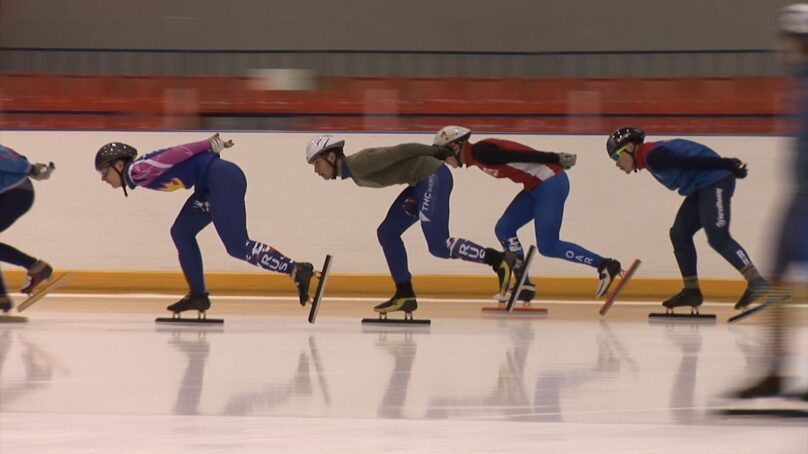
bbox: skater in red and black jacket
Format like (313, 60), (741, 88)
(433, 126), (623, 303)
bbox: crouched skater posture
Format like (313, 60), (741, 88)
(95, 134), (315, 313)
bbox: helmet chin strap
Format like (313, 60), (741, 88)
(326, 152), (342, 180)
(451, 141), (465, 164)
(627, 151), (638, 173)
(328, 159), (338, 180)
(112, 164), (129, 197)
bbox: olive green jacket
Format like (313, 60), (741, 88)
(344, 143), (442, 188)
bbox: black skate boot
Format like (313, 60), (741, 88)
(511, 259), (536, 302)
(595, 258), (621, 297)
(662, 288), (703, 310)
(732, 373), (781, 399)
(20, 260), (53, 294)
(734, 277), (769, 310)
(0, 295), (13, 313)
(292, 262), (314, 306)
(374, 281), (418, 314)
(167, 292), (211, 313)
(497, 269), (536, 303)
(516, 278), (536, 302)
(485, 249), (517, 297)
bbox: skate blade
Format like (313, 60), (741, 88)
(728, 293), (788, 323)
(482, 305), (548, 317)
(362, 315), (430, 326)
(156, 315), (223, 324)
(717, 397), (808, 418)
(17, 272), (74, 312)
(648, 312), (716, 324)
(307, 254), (332, 324)
(599, 258), (641, 316)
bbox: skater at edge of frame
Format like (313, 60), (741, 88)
(731, 2), (808, 400)
(605, 126), (768, 312)
(0, 144), (56, 313)
(94, 134), (316, 314)
(432, 126), (624, 302)
(305, 135), (517, 316)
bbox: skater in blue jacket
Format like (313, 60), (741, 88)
(606, 127), (767, 312)
(0, 144), (55, 313)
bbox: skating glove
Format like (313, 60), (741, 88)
(726, 158), (747, 179)
(208, 133), (234, 153)
(29, 162), (55, 180)
(558, 152), (577, 169)
(432, 145), (455, 161)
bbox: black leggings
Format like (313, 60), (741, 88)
(0, 181), (37, 294)
(669, 175), (753, 278)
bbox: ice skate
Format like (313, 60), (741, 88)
(595, 258), (621, 297)
(20, 260), (53, 294)
(374, 296), (418, 315)
(16, 272), (74, 313)
(599, 258), (641, 316)
(307, 255), (333, 324)
(484, 246), (547, 316)
(663, 288), (703, 310)
(493, 251), (517, 297)
(731, 373), (782, 400)
(649, 288), (715, 323)
(167, 292), (211, 313)
(729, 287), (789, 323)
(494, 249), (536, 304)
(292, 262), (315, 306)
(363, 297), (429, 325)
(484, 280), (547, 316)
(157, 292), (222, 324)
(494, 280), (536, 303)
(734, 278), (769, 310)
(363, 282), (429, 325)
(719, 373), (808, 418)
(0, 295), (12, 313)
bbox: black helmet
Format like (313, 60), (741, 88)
(606, 127), (645, 157)
(95, 142), (137, 171)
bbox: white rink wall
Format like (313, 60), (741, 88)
(0, 131), (793, 279)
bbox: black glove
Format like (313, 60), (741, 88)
(29, 162), (55, 181)
(726, 158), (747, 179)
(432, 146), (455, 161)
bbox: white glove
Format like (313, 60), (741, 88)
(208, 133), (234, 153)
(558, 152), (577, 169)
(29, 162), (55, 181)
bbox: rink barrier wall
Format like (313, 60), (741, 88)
(0, 73), (790, 134)
(0, 131), (788, 288)
(4, 270), (747, 302)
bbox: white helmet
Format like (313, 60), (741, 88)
(433, 126), (471, 146)
(306, 135), (345, 163)
(779, 3), (808, 35)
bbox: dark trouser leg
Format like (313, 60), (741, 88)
(0, 185), (36, 295)
(171, 195), (212, 294)
(494, 191), (534, 261)
(531, 172), (603, 267)
(697, 177), (758, 274)
(670, 194), (702, 285)
(377, 187), (419, 284)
